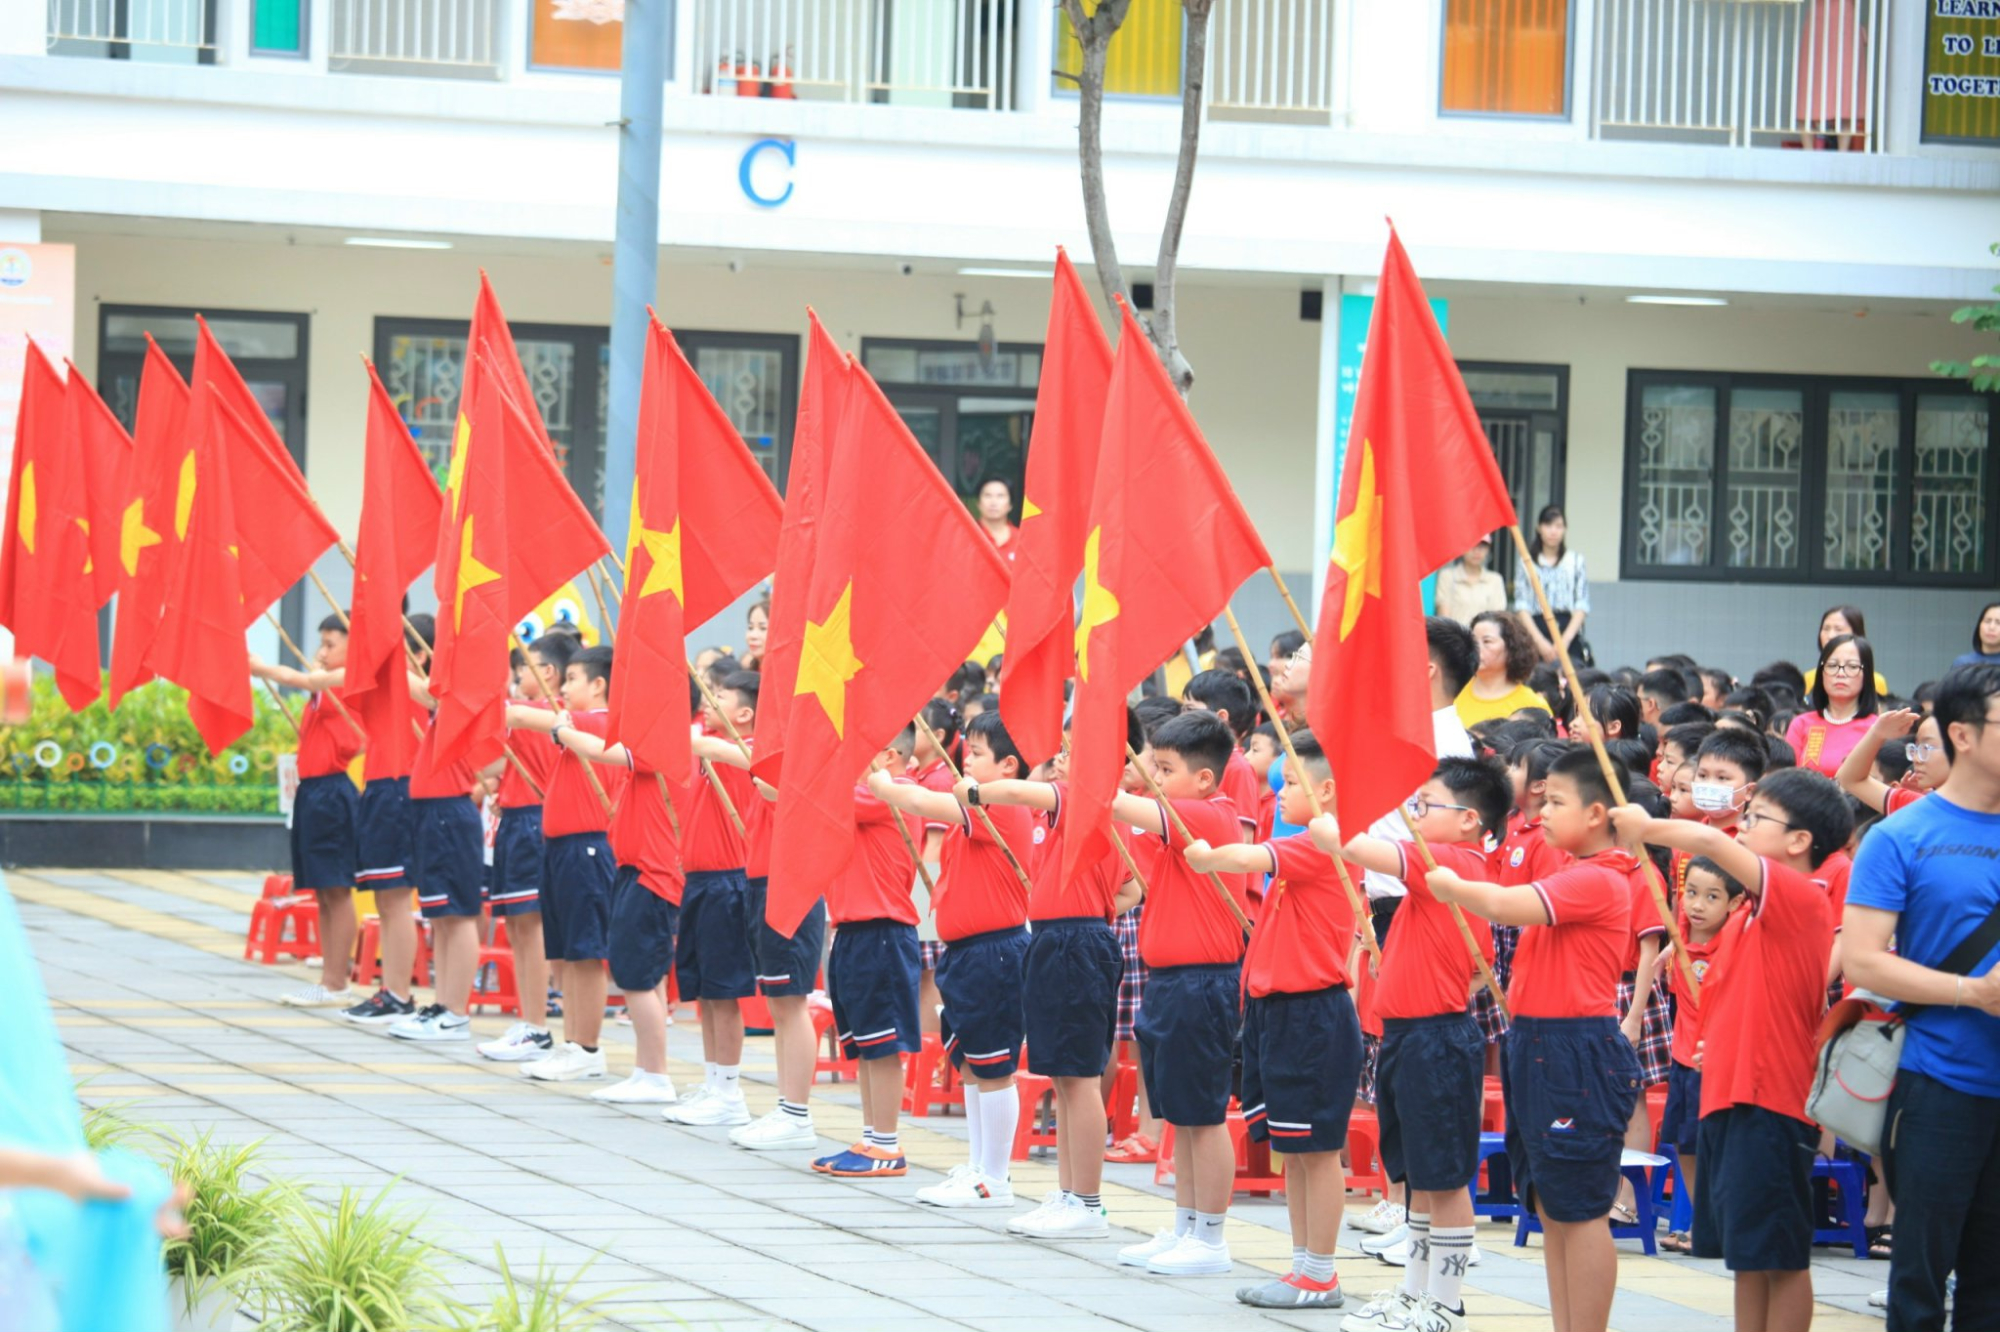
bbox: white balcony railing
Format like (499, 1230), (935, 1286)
(1594, 0), (1889, 153)
(1210, 0), (1338, 122)
(47, 0), (214, 53)
(692, 0), (1016, 109)
(329, 0), (502, 74)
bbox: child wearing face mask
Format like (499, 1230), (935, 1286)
(1673, 731), (1769, 896)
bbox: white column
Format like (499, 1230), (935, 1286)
(0, 211), (42, 243)
(496, 0), (528, 79)
(1311, 278), (1342, 608)
(1017, 0), (1055, 117)
(670, 0), (696, 92)
(1568, 0), (1596, 140)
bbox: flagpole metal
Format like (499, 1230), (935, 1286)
(1507, 526), (1699, 999)
(603, 0), (668, 564)
(1122, 742), (1253, 935)
(913, 711), (1035, 896)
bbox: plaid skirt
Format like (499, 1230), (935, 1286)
(1617, 971), (1674, 1087)
(1113, 906), (1147, 1040)
(1472, 924), (1522, 1044)
(919, 939), (946, 971)
(1358, 1033), (1381, 1105)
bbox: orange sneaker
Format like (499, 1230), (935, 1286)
(813, 1142), (866, 1173)
(1103, 1131), (1159, 1164)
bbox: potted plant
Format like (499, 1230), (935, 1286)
(160, 1132), (294, 1332)
(246, 1184), (447, 1332)
(445, 1245), (634, 1332)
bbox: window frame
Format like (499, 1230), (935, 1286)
(1050, 0), (1188, 103)
(1619, 369), (2000, 589)
(1434, 0), (1575, 122)
(676, 328), (800, 492)
(250, 0), (309, 58)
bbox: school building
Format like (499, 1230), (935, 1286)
(3, 0), (1997, 686)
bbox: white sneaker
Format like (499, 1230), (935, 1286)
(1342, 1289), (1422, 1332)
(661, 1084), (717, 1122)
(729, 1109), (818, 1150)
(278, 983), (358, 1008)
(1119, 1228), (1184, 1268)
(1351, 1198), (1408, 1235)
(1867, 1290), (1888, 1310)
(669, 1088), (751, 1127)
(1012, 1193), (1109, 1240)
(915, 1167), (1013, 1209)
(1407, 1298), (1469, 1332)
(914, 1162), (977, 1205)
(1360, 1223), (1410, 1256)
(387, 1004), (470, 1042)
(1146, 1232), (1232, 1276)
(478, 1023), (554, 1063)
(1377, 1238), (1479, 1269)
(1006, 1192), (1071, 1235)
(589, 1072), (678, 1104)
(520, 1042), (607, 1081)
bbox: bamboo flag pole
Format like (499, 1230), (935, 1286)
(262, 610), (363, 740)
(1394, 806), (1511, 1019)
(1059, 738), (1151, 899)
(1123, 741), (1253, 934)
(869, 756), (939, 897)
(584, 563), (617, 638)
(509, 630), (614, 817)
(1221, 606), (1379, 962)
(258, 676), (299, 734)
(1266, 566), (1315, 645)
(913, 711), (1035, 895)
(1508, 526), (1700, 998)
(686, 664), (749, 838)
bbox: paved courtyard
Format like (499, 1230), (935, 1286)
(13, 865), (1891, 1332)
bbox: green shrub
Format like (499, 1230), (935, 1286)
(159, 1132), (298, 1312)
(248, 1184), (451, 1332)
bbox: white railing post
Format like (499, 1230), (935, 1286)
(497, 0), (526, 78)
(1016, 0), (1053, 115)
(670, 0), (696, 90)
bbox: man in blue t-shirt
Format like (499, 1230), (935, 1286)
(1846, 663), (2000, 1332)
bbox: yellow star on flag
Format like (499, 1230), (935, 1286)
(796, 580), (863, 737)
(15, 461), (34, 555)
(1021, 495), (1044, 521)
(75, 518), (91, 575)
(174, 451), (197, 541)
(1332, 440), (1385, 640)
(446, 412), (471, 522)
(121, 499), (161, 576)
(453, 515), (501, 631)
(624, 491), (684, 603)
(1073, 526), (1120, 682)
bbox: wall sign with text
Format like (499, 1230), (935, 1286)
(1925, 0), (2000, 145)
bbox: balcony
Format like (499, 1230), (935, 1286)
(690, 0), (1019, 109)
(46, 0), (216, 62)
(330, 0), (501, 75)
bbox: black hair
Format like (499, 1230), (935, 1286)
(1434, 755), (1514, 839)
(1723, 685), (1774, 729)
(1487, 717), (1552, 756)
(1133, 695), (1184, 743)
(530, 631), (581, 676)
(1611, 666), (1643, 691)
(1974, 603), (2000, 653)
(1426, 615), (1478, 698)
(406, 610), (437, 651)
(1504, 710), (1558, 739)
(569, 644), (613, 695)
(1649, 652), (1698, 672)
(1249, 721), (1281, 747)
(889, 724), (917, 757)
(1467, 718), (1513, 760)
(1662, 722), (1717, 762)
(968, 692), (1000, 715)
(1696, 728), (1768, 783)
(318, 614), (348, 636)
(977, 475), (1012, 501)
(1527, 661), (1572, 724)
(1150, 710), (1236, 783)
(1271, 629), (1306, 663)
(1658, 701), (1714, 727)
(1873, 738), (1914, 785)
(1714, 710), (1759, 734)
(1638, 668), (1692, 709)
(1933, 662), (2000, 764)
(1288, 727), (1331, 780)
(946, 660), (987, 699)
(1699, 666), (1735, 701)
(1586, 685), (1642, 741)
(1527, 503), (1567, 563)
(1769, 709), (1799, 738)
(1625, 776), (1675, 879)
(1213, 646), (1248, 678)
(1752, 661), (1808, 703)
(986, 653), (1004, 677)
(1685, 855), (1746, 900)
(1512, 737), (1572, 786)
(718, 668), (760, 714)
(1913, 679), (1940, 711)
(1574, 667), (1612, 692)
(1810, 633), (1880, 719)
(1637, 721), (1659, 755)
(1754, 768), (1855, 869)
(1547, 745), (1614, 809)
(1820, 603), (1869, 642)
(1184, 668), (1256, 740)
(964, 709), (1027, 777)
(1764, 733), (1796, 770)
(1606, 737), (1654, 787)
(689, 672), (703, 715)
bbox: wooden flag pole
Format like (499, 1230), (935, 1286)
(686, 662), (750, 838)
(1059, 738), (1151, 899)
(913, 711), (1035, 895)
(262, 610), (365, 741)
(584, 563), (616, 638)
(1221, 606), (1378, 961)
(1123, 741), (1253, 934)
(869, 756), (939, 897)
(1507, 525), (1699, 999)
(257, 676), (299, 735)
(1394, 806), (1510, 1019)
(509, 630), (614, 817)
(1266, 566), (1316, 645)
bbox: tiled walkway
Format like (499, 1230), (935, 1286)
(13, 867), (1889, 1331)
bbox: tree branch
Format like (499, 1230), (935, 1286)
(1062, 0), (1134, 316)
(1148, 0), (1212, 397)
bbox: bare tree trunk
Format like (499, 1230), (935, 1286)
(1061, 0), (1133, 316)
(1148, 0), (1212, 397)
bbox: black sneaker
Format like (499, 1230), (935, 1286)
(340, 991), (417, 1025)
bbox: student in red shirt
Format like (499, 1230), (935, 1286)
(1610, 770), (1851, 1332)
(1655, 855), (1744, 1254)
(505, 646), (629, 1083)
(1426, 746), (1645, 1332)
(1104, 712), (1256, 1278)
(1310, 756), (1510, 1332)
(1182, 669), (1263, 846)
(1184, 728), (1362, 1312)
(869, 710), (1037, 1210)
(908, 700), (961, 1035)
(1245, 723), (1281, 844)
(960, 709), (1145, 1241)
(814, 729), (928, 1181)
(250, 615), (364, 1010)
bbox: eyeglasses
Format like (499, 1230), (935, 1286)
(1738, 809), (1797, 832)
(1406, 795), (1475, 819)
(1905, 743), (1941, 762)
(1822, 662), (1865, 677)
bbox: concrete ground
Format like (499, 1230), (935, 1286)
(12, 866), (1892, 1332)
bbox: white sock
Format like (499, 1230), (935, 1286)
(1174, 1206), (1197, 1236)
(1292, 1246), (1308, 1275)
(976, 1086), (1018, 1182)
(704, 1061), (720, 1090)
(1195, 1210), (1227, 1246)
(963, 1086), (984, 1167)
(1302, 1250), (1336, 1284)
(778, 1098), (810, 1121)
(633, 1069), (671, 1085)
(1428, 1225), (1475, 1313)
(1402, 1213), (1432, 1298)
(718, 1064), (741, 1095)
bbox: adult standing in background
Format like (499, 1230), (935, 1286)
(1514, 505), (1592, 665)
(1952, 602), (2000, 671)
(975, 477), (1019, 563)
(1456, 611), (1554, 727)
(741, 596), (770, 673)
(1788, 634), (1881, 779)
(1805, 604), (1889, 697)
(1435, 535), (1508, 626)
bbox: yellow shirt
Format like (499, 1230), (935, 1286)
(1455, 680), (1552, 729)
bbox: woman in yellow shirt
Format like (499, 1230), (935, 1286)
(1457, 611), (1554, 727)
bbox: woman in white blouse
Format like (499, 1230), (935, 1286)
(1514, 505), (1592, 665)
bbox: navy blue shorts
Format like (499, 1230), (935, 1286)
(355, 777), (412, 890)
(1242, 986), (1363, 1154)
(743, 875), (826, 998)
(1135, 962), (1242, 1128)
(290, 773), (359, 891)
(541, 832), (614, 961)
(1378, 1012), (1485, 1191)
(1693, 1105), (1817, 1272)
(489, 806), (545, 917)
(1023, 918), (1121, 1079)
(608, 864), (680, 994)
(827, 919), (922, 1061)
(676, 868), (755, 1000)
(1503, 1014), (1642, 1223)
(409, 796), (482, 920)
(937, 926), (1030, 1081)
(1661, 1061), (1702, 1156)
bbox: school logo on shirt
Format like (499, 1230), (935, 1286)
(1032, 826), (1047, 846)
(1550, 1117), (1575, 1131)
(1508, 846), (1525, 869)
(1692, 959), (1710, 982)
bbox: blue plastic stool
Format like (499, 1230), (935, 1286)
(1812, 1156), (1870, 1259)
(1650, 1143), (1694, 1233)
(1474, 1131), (1520, 1220)
(1514, 1151), (1666, 1255)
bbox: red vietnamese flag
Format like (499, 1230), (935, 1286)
(752, 313), (853, 787)
(153, 394), (258, 753)
(762, 360), (1010, 935)
(345, 363), (443, 779)
(109, 337), (189, 708)
(186, 318), (340, 620)
(61, 363), (133, 609)
(1061, 304), (1273, 889)
(429, 347), (612, 774)
(0, 344), (103, 708)
(469, 271), (558, 456)
(999, 249), (1113, 767)
(609, 317), (782, 778)
(1307, 229), (1517, 833)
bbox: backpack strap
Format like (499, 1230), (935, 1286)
(1903, 898), (2000, 1024)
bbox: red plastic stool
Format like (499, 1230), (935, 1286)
(1107, 1061), (1141, 1141)
(1154, 1111), (1287, 1198)
(470, 944), (520, 1016)
(739, 991), (772, 1032)
(261, 873), (295, 899)
(351, 914), (430, 992)
(1483, 1076), (1507, 1133)
(903, 1033), (961, 1118)
(809, 999), (859, 1083)
(244, 889), (319, 964)
(1346, 1112), (1388, 1197)
(1010, 1074), (1058, 1160)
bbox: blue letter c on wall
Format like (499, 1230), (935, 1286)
(739, 138), (796, 208)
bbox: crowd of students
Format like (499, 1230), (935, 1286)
(249, 586), (2000, 1332)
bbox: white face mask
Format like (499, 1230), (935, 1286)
(1691, 781), (1743, 814)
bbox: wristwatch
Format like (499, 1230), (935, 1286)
(965, 782), (982, 807)
(551, 724), (565, 746)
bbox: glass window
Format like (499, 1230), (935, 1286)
(530, 0), (634, 73)
(1441, 0), (1569, 117)
(1723, 387), (1804, 571)
(1912, 395), (1991, 577)
(252, 0), (305, 54)
(1823, 391), (1898, 575)
(1055, 0), (1182, 98)
(1633, 383), (1715, 569)
(103, 313), (299, 359)
(379, 327), (588, 499)
(694, 344), (788, 487)
(1461, 367), (1561, 410)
